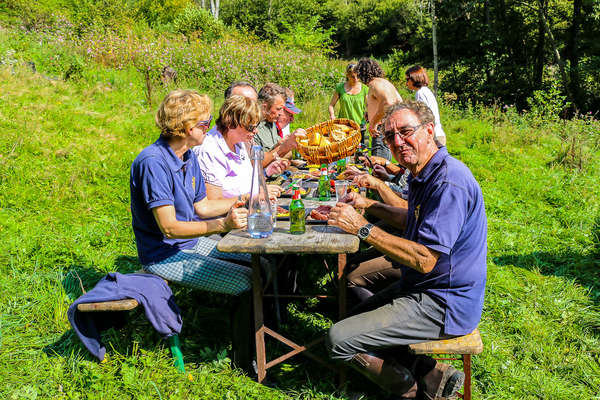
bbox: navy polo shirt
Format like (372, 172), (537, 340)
(130, 136), (206, 265)
(399, 147), (487, 336)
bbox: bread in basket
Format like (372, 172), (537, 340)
(296, 118), (361, 164)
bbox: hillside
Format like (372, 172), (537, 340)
(1, 18), (600, 400)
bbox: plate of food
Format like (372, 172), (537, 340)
(276, 205), (290, 219)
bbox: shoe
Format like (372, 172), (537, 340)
(421, 362), (464, 400)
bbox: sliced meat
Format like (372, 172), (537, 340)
(310, 205), (332, 220)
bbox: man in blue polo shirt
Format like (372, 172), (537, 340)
(327, 101), (487, 399)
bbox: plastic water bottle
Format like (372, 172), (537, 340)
(247, 145), (273, 238)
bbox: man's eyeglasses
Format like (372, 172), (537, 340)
(195, 115), (212, 129)
(382, 123), (425, 142)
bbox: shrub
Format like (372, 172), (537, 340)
(274, 16), (336, 55)
(171, 5), (225, 40)
(526, 82), (571, 125)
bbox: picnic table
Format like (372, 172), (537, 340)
(217, 198), (360, 383)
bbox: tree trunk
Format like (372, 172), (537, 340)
(210, 0), (220, 19)
(568, 0), (583, 110)
(537, 0), (571, 101)
(533, 1), (545, 87)
(430, 0), (438, 95)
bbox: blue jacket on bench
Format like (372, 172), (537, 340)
(67, 272), (182, 361)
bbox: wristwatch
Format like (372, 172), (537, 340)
(357, 223), (374, 240)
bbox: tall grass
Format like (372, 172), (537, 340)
(1, 20), (600, 400)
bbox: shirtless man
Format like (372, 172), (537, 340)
(355, 58), (402, 160)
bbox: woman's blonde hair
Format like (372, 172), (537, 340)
(216, 95), (262, 135)
(155, 89), (212, 138)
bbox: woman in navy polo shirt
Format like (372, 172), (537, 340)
(129, 89), (252, 295)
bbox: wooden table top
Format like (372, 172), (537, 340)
(217, 220), (360, 255)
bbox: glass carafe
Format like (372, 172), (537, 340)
(247, 145), (274, 238)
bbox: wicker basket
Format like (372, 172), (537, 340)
(296, 118), (361, 165)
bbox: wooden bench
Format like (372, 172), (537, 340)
(77, 299), (185, 373)
(408, 328), (483, 400)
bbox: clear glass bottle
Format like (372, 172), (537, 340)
(289, 189), (305, 235)
(318, 163), (331, 201)
(247, 145), (273, 238)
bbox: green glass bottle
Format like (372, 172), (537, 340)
(318, 164), (331, 201)
(289, 189), (305, 234)
(336, 157), (346, 174)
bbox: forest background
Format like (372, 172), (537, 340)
(1, 0), (599, 399)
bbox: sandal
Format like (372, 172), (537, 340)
(421, 363), (465, 400)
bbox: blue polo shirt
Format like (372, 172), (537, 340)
(399, 147), (487, 336)
(130, 136), (206, 265)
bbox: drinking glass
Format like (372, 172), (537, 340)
(335, 180), (349, 202)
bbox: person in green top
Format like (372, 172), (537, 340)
(328, 63), (369, 146)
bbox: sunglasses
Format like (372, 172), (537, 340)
(195, 115), (212, 129)
(382, 123), (425, 142)
(245, 123), (259, 132)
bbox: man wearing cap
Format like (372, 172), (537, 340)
(278, 96), (301, 139)
(255, 83), (305, 166)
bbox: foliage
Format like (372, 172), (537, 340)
(2, 4), (600, 399)
(526, 81), (571, 124)
(170, 4), (225, 40)
(275, 16), (336, 55)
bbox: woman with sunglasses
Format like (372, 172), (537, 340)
(328, 62), (369, 147)
(194, 95), (286, 200)
(405, 65), (446, 146)
(130, 89), (260, 372)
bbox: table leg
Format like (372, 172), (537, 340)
(337, 253), (347, 319)
(337, 253), (348, 388)
(252, 254), (266, 383)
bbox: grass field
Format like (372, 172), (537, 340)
(1, 25), (600, 399)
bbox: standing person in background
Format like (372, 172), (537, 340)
(328, 63), (369, 147)
(406, 65), (446, 146)
(355, 58), (402, 161)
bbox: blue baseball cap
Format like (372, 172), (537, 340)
(284, 98), (302, 114)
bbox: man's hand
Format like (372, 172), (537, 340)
(224, 203), (248, 230)
(328, 202), (368, 235)
(279, 128), (306, 154)
(354, 174), (384, 191)
(267, 184), (282, 200)
(340, 191), (376, 210)
(338, 165), (367, 180)
(265, 158), (290, 176)
(359, 155), (387, 167)
(371, 164), (392, 181)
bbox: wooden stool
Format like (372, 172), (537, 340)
(408, 329), (483, 400)
(77, 299), (185, 373)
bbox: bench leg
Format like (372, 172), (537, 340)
(167, 334), (185, 373)
(463, 354), (471, 400)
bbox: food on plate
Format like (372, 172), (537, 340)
(276, 206), (289, 218)
(310, 205), (332, 221)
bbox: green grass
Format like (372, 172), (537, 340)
(1, 25), (600, 400)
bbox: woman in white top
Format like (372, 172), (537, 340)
(405, 65), (446, 146)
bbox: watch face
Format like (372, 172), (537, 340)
(358, 225), (370, 239)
